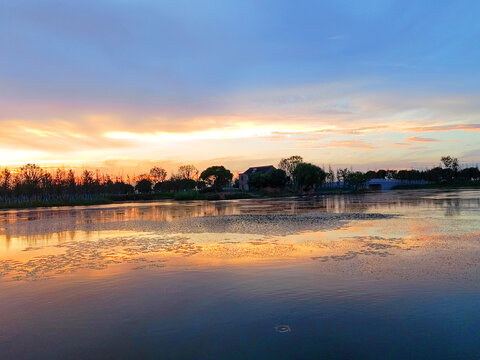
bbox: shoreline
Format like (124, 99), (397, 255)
(1, 185), (479, 210)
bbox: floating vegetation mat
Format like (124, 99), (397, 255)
(1, 212), (395, 238)
(0, 234), (201, 281)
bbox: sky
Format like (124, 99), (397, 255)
(1, 0), (480, 175)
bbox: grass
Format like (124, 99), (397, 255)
(4, 183), (477, 210)
(0, 191), (254, 209)
(0, 198), (113, 209)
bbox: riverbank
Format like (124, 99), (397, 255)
(3, 184), (477, 210)
(0, 191), (254, 210)
(0, 198), (114, 209)
(0, 188), (360, 210)
(392, 183), (480, 190)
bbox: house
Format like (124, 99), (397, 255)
(239, 165), (276, 191)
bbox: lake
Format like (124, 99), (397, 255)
(1, 190), (480, 359)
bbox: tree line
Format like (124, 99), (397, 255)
(0, 155), (479, 204)
(0, 163), (233, 204)
(248, 155), (480, 191)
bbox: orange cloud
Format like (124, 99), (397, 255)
(327, 140), (375, 150)
(300, 140), (375, 150)
(0, 119), (134, 151)
(407, 124), (480, 133)
(315, 125), (390, 135)
(405, 136), (439, 143)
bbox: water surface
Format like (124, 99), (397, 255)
(1, 190), (480, 359)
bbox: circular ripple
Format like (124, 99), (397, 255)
(274, 325), (291, 333)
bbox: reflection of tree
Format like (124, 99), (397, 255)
(444, 199), (461, 217)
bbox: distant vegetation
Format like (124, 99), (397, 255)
(248, 155), (479, 192)
(0, 155), (479, 208)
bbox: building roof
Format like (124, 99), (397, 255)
(242, 165), (276, 176)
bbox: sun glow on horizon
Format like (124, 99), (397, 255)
(1, 1), (479, 171)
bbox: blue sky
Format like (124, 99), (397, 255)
(1, 0), (479, 173)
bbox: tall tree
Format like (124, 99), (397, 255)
(200, 166), (233, 191)
(344, 171), (368, 191)
(278, 155), (303, 181)
(149, 167), (167, 182)
(326, 165), (335, 184)
(177, 165), (199, 180)
(292, 163), (326, 190)
(1, 169), (11, 193)
(135, 179), (152, 193)
(441, 156), (459, 172)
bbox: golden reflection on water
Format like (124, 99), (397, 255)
(1, 191), (480, 282)
(2, 223), (479, 282)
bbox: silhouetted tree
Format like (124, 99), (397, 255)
(396, 170), (420, 181)
(326, 165), (336, 184)
(344, 171), (368, 190)
(459, 167), (480, 182)
(248, 169), (287, 190)
(177, 165), (199, 180)
(376, 169), (387, 179)
(278, 156), (303, 182)
(149, 167), (167, 182)
(135, 179), (152, 193)
(200, 166), (233, 191)
(365, 170), (377, 180)
(336, 168), (349, 183)
(441, 156), (459, 172)
(0, 169), (12, 196)
(292, 163), (326, 190)
(424, 167), (443, 183)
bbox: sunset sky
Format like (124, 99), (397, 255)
(1, 0), (480, 174)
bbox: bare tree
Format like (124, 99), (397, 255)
(149, 166), (167, 182)
(278, 156), (303, 181)
(177, 165), (199, 180)
(441, 156), (459, 172)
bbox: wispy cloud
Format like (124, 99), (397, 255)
(0, 119), (133, 151)
(298, 140), (375, 150)
(408, 124), (480, 133)
(405, 136), (439, 143)
(326, 140), (375, 150)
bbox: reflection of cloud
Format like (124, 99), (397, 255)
(405, 136), (439, 143)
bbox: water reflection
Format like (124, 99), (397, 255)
(0, 190), (479, 282)
(1, 190), (480, 359)
(0, 233), (199, 281)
